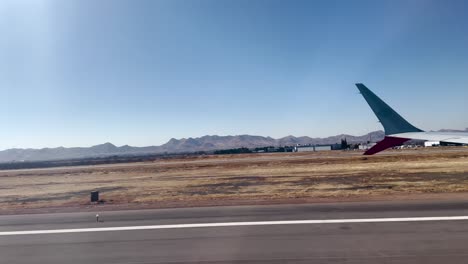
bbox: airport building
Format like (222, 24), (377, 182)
(295, 146), (315, 152)
(294, 145), (332, 152)
(314, 145), (332, 151)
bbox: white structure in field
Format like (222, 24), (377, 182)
(424, 141), (440, 147)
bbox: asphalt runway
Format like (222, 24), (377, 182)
(2, 200), (468, 263)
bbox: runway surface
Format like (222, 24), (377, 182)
(2, 200), (468, 263)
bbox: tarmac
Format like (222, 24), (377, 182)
(2, 200), (468, 263)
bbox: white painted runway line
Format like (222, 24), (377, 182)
(2, 216), (468, 236)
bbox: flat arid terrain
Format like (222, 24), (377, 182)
(1, 147), (468, 214)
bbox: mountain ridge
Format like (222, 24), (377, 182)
(0, 130), (386, 162)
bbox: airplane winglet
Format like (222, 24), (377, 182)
(356, 83), (423, 155)
(356, 83), (422, 136)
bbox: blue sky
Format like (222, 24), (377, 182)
(1, 0), (467, 149)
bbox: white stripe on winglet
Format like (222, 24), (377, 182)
(2, 216), (468, 236)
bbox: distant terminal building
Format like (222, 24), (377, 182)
(314, 145), (332, 151)
(295, 146), (315, 152)
(294, 145), (333, 152)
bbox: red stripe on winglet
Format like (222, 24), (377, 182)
(364, 136), (410, 155)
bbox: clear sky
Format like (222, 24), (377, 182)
(1, 0), (467, 149)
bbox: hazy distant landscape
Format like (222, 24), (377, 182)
(0, 131), (385, 163)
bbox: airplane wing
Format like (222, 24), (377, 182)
(356, 83), (468, 155)
(390, 132), (468, 144)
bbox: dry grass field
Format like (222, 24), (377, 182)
(1, 147), (468, 213)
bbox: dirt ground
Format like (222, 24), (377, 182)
(1, 147), (468, 214)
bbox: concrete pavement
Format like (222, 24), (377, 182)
(2, 200), (468, 263)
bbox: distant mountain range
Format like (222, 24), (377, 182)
(0, 131), (385, 163)
(2, 128), (466, 163)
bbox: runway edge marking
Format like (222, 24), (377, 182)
(2, 216), (468, 236)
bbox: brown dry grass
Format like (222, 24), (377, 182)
(1, 147), (468, 213)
